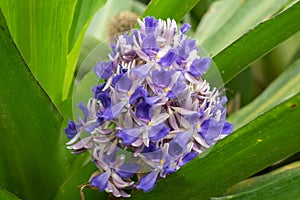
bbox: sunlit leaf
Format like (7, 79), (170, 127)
(0, 189), (21, 200)
(212, 161), (300, 199)
(141, 0), (200, 21)
(131, 93), (300, 199)
(0, 9), (65, 200)
(212, 1), (300, 84)
(251, 31), (300, 86)
(229, 58), (300, 130)
(195, 0), (244, 46)
(53, 158), (107, 200)
(68, 0), (107, 51)
(0, 0), (107, 105)
(0, 0), (76, 104)
(63, 0), (107, 100)
(196, 0), (292, 55)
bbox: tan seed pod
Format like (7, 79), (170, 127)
(108, 11), (139, 41)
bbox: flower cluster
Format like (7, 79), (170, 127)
(65, 16), (233, 198)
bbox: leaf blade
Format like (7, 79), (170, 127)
(0, 0), (107, 105)
(141, 0), (200, 21)
(68, 0), (107, 51)
(229, 58), (300, 130)
(196, 0), (292, 55)
(212, 162), (300, 199)
(53, 160), (108, 200)
(0, 8), (66, 200)
(131, 93), (300, 199)
(0, 0), (76, 104)
(212, 1), (300, 84)
(0, 189), (21, 200)
(194, 0), (244, 45)
(63, 0), (107, 100)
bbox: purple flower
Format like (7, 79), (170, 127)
(90, 171), (111, 191)
(94, 61), (114, 80)
(158, 49), (177, 67)
(116, 163), (140, 178)
(93, 84), (111, 108)
(64, 121), (79, 139)
(115, 74), (132, 92)
(179, 151), (198, 166)
(176, 39), (197, 63)
(90, 148), (135, 197)
(166, 82), (186, 99)
(131, 63), (154, 78)
(77, 102), (89, 122)
(129, 86), (148, 104)
(136, 171), (159, 192)
(148, 123), (170, 141)
(100, 101), (127, 120)
(142, 33), (159, 57)
(180, 23), (191, 34)
(117, 128), (142, 145)
(144, 17), (158, 34)
(199, 118), (233, 145)
(65, 16), (234, 198)
(152, 70), (172, 88)
(188, 58), (211, 77)
(168, 131), (191, 159)
(136, 102), (152, 122)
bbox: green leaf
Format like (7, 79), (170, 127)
(141, 0), (200, 21)
(212, 161), (300, 199)
(229, 58), (300, 130)
(0, 9), (66, 200)
(73, 70), (100, 112)
(212, 1), (300, 84)
(68, 0), (107, 51)
(195, 0), (244, 46)
(195, 0), (292, 55)
(0, 0), (76, 104)
(74, 40), (109, 94)
(0, 189), (21, 200)
(249, 31), (300, 88)
(63, 0), (107, 101)
(76, 35), (102, 80)
(0, 0), (107, 105)
(131, 93), (300, 199)
(53, 158), (107, 200)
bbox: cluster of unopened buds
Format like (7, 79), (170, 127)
(65, 16), (233, 198)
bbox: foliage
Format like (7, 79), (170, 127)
(0, 0), (299, 199)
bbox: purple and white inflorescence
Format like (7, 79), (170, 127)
(65, 16), (233, 198)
